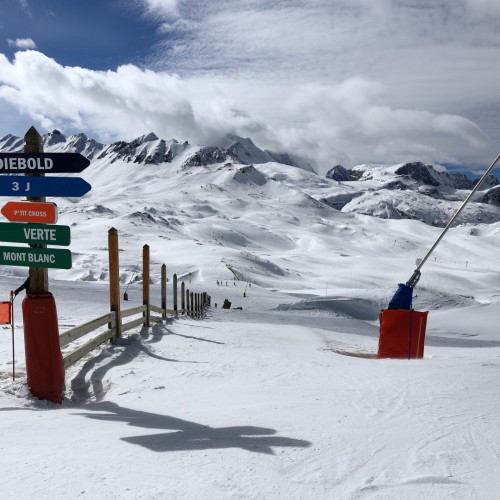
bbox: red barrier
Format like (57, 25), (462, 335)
(22, 293), (64, 403)
(0, 301), (11, 324)
(378, 309), (428, 359)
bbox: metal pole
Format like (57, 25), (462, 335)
(407, 153), (500, 287)
(143, 245), (150, 327)
(161, 264), (167, 319)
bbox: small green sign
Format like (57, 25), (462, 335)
(0, 246), (72, 269)
(0, 222), (70, 246)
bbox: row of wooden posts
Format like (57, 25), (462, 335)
(60, 228), (211, 369)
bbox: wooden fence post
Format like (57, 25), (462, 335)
(196, 293), (199, 318)
(190, 291), (194, 317)
(108, 228), (121, 339)
(173, 273), (178, 315)
(25, 127), (48, 294)
(161, 264), (166, 319)
(186, 288), (190, 316)
(181, 282), (185, 314)
(143, 244), (150, 327)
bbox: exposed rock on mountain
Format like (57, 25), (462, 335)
(473, 174), (499, 189)
(1, 129), (105, 159)
(63, 133), (104, 160)
(216, 134), (272, 164)
(99, 133), (166, 164)
(394, 162), (440, 186)
(326, 165), (351, 181)
(233, 165), (268, 186)
(481, 186), (500, 206)
(44, 129), (66, 147)
(0, 134), (24, 151)
(182, 146), (240, 168)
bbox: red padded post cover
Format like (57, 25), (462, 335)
(378, 309), (428, 359)
(22, 293), (64, 403)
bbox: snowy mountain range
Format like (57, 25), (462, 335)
(1, 129), (498, 228)
(1, 129), (499, 288)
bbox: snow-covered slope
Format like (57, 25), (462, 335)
(1, 131), (500, 286)
(1, 131), (500, 499)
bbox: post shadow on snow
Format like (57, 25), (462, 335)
(75, 401), (311, 455)
(146, 322), (167, 343)
(70, 331), (204, 403)
(162, 324), (225, 345)
(144, 321), (224, 345)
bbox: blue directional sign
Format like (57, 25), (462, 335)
(0, 175), (91, 197)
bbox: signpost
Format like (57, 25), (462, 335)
(0, 222), (70, 246)
(0, 152), (90, 173)
(0, 127), (92, 403)
(1, 201), (58, 224)
(0, 245), (72, 269)
(0, 175), (92, 197)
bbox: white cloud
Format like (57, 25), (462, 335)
(464, 0), (500, 18)
(138, 0), (179, 18)
(18, 0), (32, 18)
(0, 1), (498, 169)
(0, 51), (492, 171)
(7, 38), (37, 50)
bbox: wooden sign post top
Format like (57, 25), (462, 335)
(25, 127), (48, 294)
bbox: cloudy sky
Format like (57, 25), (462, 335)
(0, 0), (499, 171)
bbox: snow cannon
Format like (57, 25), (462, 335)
(378, 282), (428, 359)
(378, 153), (500, 359)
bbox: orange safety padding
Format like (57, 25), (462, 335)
(0, 301), (11, 325)
(22, 293), (64, 403)
(378, 309), (428, 359)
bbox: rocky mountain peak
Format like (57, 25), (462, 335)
(44, 129), (66, 147)
(394, 162), (440, 186)
(216, 133), (272, 164)
(326, 164), (351, 181)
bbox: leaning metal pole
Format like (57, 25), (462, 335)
(406, 153), (500, 288)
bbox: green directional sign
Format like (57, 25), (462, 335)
(0, 246), (72, 269)
(0, 222), (70, 246)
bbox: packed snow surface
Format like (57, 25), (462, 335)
(1, 133), (500, 499)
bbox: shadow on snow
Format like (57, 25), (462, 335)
(75, 401), (312, 455)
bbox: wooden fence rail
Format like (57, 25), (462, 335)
(61, 229), (210, 370)
(59, 312), (115, 348)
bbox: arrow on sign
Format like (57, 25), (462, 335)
(0, 175), (92, 197)
(0, 222), (70, 246)
(0, 245), (72, 269)
(1, 201), (58, 224)
(0, 152), (90, 174)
